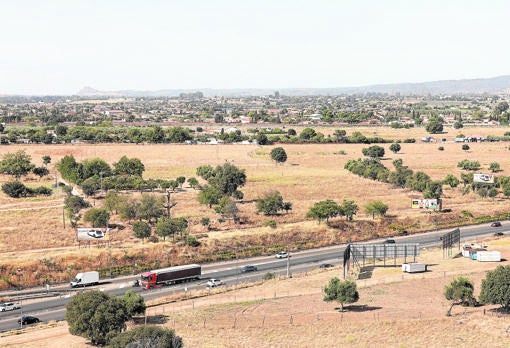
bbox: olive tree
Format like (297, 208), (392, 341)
(306, 200), (342, 224)
(0, 150), (35, 180)
(479, 265), (510, 311)
(270, 147), (288, 165)
(323, 277), (359, 312)
(444, 276), (475, 316)
(132, 221), (151, 244)
(65, 290), (130, 346)
(109, 325), (183, 348)
(364, 200), (388, 219)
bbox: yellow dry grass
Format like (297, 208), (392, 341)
(0, 126), (510, 281)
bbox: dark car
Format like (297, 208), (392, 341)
(491, 221), (502, 227)
(320, 263), (334, 269)
(18, 316), (40, 325)
(384, 239), (396, 244)
(494, 231), (504, 236)
(240, 265), (258, 273)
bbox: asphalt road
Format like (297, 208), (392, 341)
(0, 221), (506, 331)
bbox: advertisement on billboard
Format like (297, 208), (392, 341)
(77, 228), (106, 241)
(411, 199), (439, 210)
(473, 173), (495, 184)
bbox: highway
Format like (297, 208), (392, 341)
(0, 221), (506, 331)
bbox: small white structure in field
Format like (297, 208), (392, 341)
(402, 263), (427, 273)
(476, 251), (501, 262)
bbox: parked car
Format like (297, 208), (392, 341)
(275, 251), (289, 259)
(491, 221), (502, 227)
(206, 279), (224, 288)
(494, 231), (504, 236)
(384, 239), (396, 244)
(0, 302), (21, 312)
(240, 265), (258, 273)
(18, 316), (40, 325)
(320, 263), (334, 269)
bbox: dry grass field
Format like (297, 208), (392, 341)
(2, 237), (510, 347)
(1, 125), (510, 287)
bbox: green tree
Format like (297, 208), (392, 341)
(132, 221), (151, 243)
(113, 156), (145, 176)
(83, 208), (110, 228)
(488, 187), (498, 201)
(425, 118), (444, 134)
(198, 185), (221, 208)
(33, 166), (49, 179)
(108, 325), (183, 348)
(444, 276), (475, 316)
(215, 196), (238, 221)
(81, 176), (100, 197)
(443, 174), (460, 188)
(341, 199), (359, 221)
(479, 265), (510, 311)
(389, 143), (401, 154)
(270, 147), (288, 165)
(256, 191), (285, 215)
(299, 127), (316, 140)
(333, 129), (347, 142)
(187, 177), (199, 189)
(208, 163), (247, 197)
(155, 217), (180, 241)
(362, 145), (385, 158)
(323, 277), (359, 312)
(120, 289), (146, 317)
(489, 162), (500, 173)
(81, 158), (112, 180)
(139, 194), (165, 223)
(56, 154), (83, 184)
(176, 176), (186, 188)
(364, 200), (388, 219)
(65, 290), (130, 346)
(42, 155), (51, 166)
(0, 150), (35, 179)
(104, 191), (121, 214)
(306, 200), (341, 224)
(118, 197), (142, 222)
(424, 180), (443, 200)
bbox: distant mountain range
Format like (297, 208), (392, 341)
(77, 75), (510, 97)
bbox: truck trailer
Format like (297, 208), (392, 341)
(402, 262), (427, 273)
(140, 264), (201, 289)
(70, 271), (99, 288)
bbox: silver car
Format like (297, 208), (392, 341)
(0, 302), (21, 311)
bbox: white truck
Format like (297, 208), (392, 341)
(70, 271), (99, 288)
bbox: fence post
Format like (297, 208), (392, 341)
(261, 316), (265, 328)
(290, 315), (293, 325)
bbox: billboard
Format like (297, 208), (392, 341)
(411, 199), (440, 210)
(473, 173), (495, 184)
(77, 228), (106, 241)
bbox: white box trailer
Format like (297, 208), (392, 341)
(476, 251), (501, 262)
(402, 263), (427, 273)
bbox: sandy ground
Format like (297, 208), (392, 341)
(2, 236), (510, 347)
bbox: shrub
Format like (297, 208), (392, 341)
(263, 272), (276, 280)
(2, 181), (30, 197)
(262, 220), (277, 228)
(186, 235), (201, 247)
(438, 146), (444, 151)
(33, 186), (52, 195)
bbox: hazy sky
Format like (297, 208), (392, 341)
(1, 0), (509, 95)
